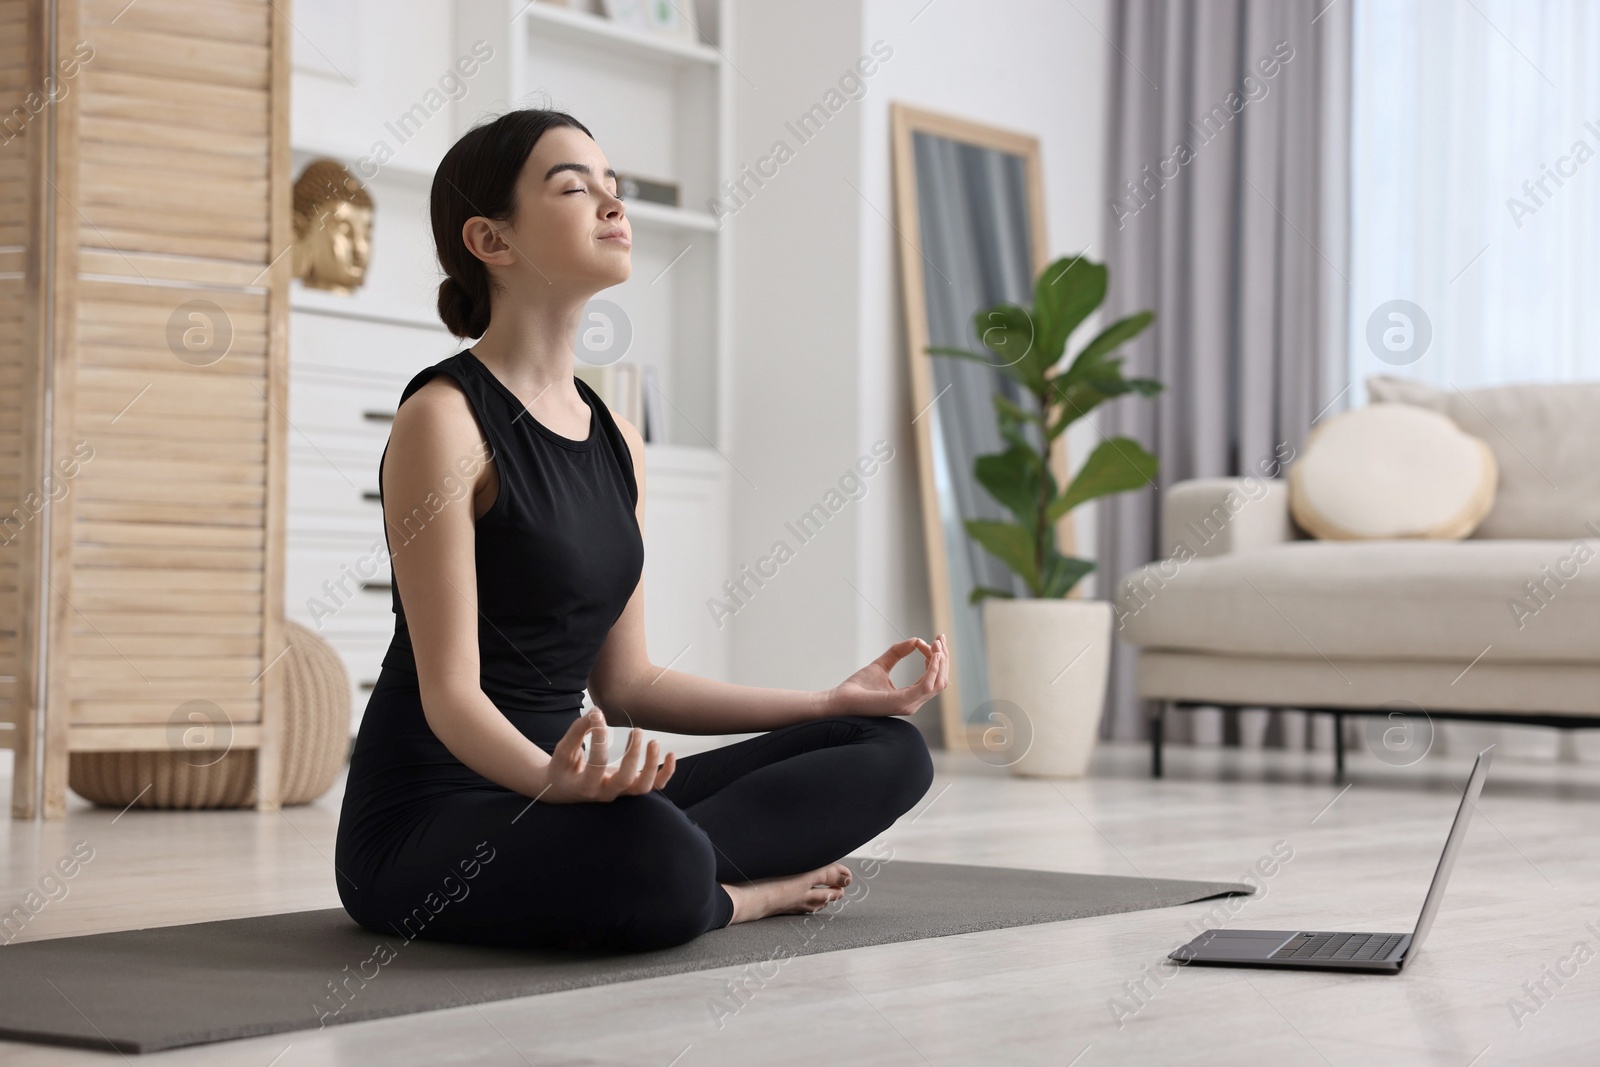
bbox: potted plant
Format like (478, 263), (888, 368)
(928, 254), (1160, 777)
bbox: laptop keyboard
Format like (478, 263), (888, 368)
(1270, 932), (1404, 962)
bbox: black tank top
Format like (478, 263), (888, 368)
(377, 350), (643, 715)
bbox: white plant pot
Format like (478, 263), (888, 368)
(981, 597), (1113, 778)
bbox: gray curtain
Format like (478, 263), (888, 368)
(913, 130), (1038, 728)
(1097, 0), (1353, 748)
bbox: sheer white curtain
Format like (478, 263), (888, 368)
(1349, 0), (1600, 391)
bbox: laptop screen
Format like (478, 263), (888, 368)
(1408, 745), (1495, 956)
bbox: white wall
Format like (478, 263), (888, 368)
(731, 0), (1112, 739)
(726, 0), (869, 707)
(292, 0), (465, 171)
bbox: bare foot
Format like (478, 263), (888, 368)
(721, 861), (853, 925)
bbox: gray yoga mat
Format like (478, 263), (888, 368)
(0, 857), (1252, 1054)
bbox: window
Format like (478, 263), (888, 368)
(1349, 0), (1600, 391)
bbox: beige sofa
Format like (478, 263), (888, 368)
(1114, 376), (1600, 777)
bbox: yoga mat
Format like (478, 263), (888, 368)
(0, 857), (1252, 1054)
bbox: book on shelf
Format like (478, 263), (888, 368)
(641, 364), (663, 444)
(574, 361), (659, 442)
(616, 172), (680, 207)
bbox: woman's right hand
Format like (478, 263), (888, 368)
(534, 708), (677, 804)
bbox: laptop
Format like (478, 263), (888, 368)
(1169, 744), (1494, 975)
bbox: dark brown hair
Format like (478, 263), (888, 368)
(430, 108), (595, 339)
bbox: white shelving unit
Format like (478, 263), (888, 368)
(517, 1), (724, 66)
(457, 0), (735, 453)
(287, 0), (735, 735)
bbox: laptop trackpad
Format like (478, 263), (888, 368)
(1179, 931), (1294, 961)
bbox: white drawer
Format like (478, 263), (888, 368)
(290, 308), (459, 382)
(287, 376), (400, 455)
(288, 454), (386, 534)
(287, 540), (394, 638)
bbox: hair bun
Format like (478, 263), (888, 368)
(437, 275), (488, 339)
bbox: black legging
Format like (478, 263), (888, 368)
(337, 689), (935, 953)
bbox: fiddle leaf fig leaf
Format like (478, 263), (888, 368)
(1034, 255), (1107, 363)
(972, 304), (1046, 390)
(1074, 311), (1155, 370)
(963, 519), (1040, 591)
(993, 391), (1038, 452)
(1047, 437), (1158, 523)
(1039, 553), (1096, 599)
(992, 390), (1038, 426)
(974, 444), (1050, 527)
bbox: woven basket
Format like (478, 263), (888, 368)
(70, 620), (352, 809)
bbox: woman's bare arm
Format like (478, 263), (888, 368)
(382, 376), (558, 796)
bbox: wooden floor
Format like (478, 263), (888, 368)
(3, 739), (1598, 1066)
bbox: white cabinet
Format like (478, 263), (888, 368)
(286, 310), (450, 734)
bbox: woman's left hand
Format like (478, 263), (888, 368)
(826, 634), (949, 717)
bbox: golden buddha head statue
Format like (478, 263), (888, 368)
(292, 159), (374, 295)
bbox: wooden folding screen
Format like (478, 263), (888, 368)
(5, 0), (290, 817)
(1, 0), (45, 816)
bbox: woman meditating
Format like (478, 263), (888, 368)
(335, 108), (947, 953)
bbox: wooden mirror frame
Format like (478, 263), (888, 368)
(889, 102), (1080, 753)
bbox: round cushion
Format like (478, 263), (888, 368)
(1289, 403), (1498, 540)
(69, 620), (352, 809)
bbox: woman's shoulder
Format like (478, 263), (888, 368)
(389, 358), (493, 459)
(396, 351), (473, 407)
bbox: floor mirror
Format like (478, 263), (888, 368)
(890, 103), (1080, 752)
